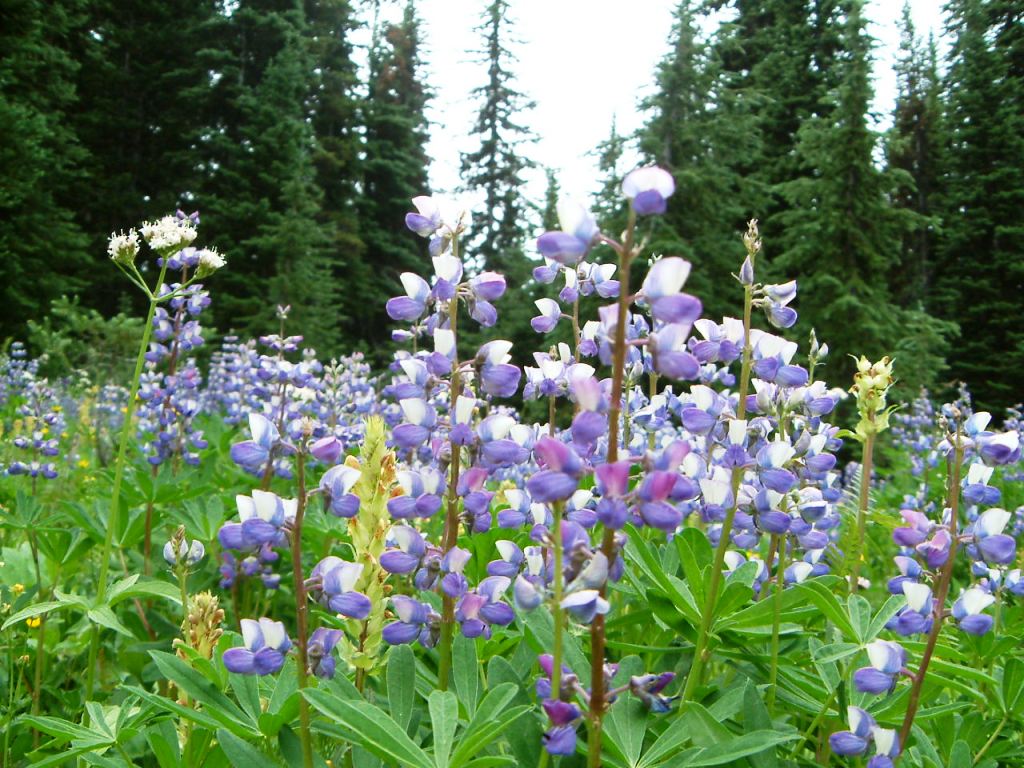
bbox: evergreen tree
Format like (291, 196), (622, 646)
(0, 0), (86, 339)
(68, 0), (219, 317)
(541, 168), (560, 232)
(935, 0), (1024, 410)
(194, 0), (340, 351)
(460, 0), (537, 360)
(885, 4), (945, 308)
(773, 0), (950, 386)
(591, 118), (628, 238)
(357, 0), (431, 357)
(639, 0), (762, 320)
(306, 0), (365, 336)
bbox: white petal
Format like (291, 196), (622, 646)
(434, 328), (456, 357)
(240, 619), (262, 649)
(962, 587), (995, 615)
(495, 540), (519, 562)
(642, 256), (691, 298)
(252, 490), (279, 522)
(978, 508), (1011, 537)
(903, 581), (932, 613)
(236, 494), (257, 522)
(455, 395), (476, 425)
(400, 398), (428, 425)
(399, 272), (430, 301)
(258, 618), (288, 650)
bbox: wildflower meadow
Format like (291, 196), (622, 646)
(0, 163), (1022, 768)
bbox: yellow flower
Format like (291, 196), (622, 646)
(11, 583), (24, 596)
(26, 617), (41, 629)
(78, 459), (90, 469)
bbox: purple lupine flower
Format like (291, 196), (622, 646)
(163, 538), (205, 567)
(641, 257), (701, 325)
(383, 595), (440, 647)
(542, 699), (582, 755)
(629, 673), (677, 713)
(621, 166), (675, 215)
(560, 589), (609, 624)
(531, 299), (562, 334)
(405, 196), (442, 237)
(388, 468), (445, 519)
(972, 508), (1016, 565)
(307, 627), (343, 679)
(853, 640), (906, 695)
(535, 199), (599, 266)
(887, 582), (933, 636)
(310, 435), (343, 464)
(952, 587), (995, 635)
(230, 412), (278, 471)
(379, 525), (428, 575)
(223, 618), (291, 676)
(829, 706), (876, 756)
(319, 464), (361, 518)
(456, 576), (515, 638)
(311, 558), (372, 619)
(527, 437), (585, 503)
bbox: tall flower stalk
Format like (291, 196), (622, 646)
(680, 220), (760, 703)
(849, 356), (895, 594)
(86, 216), (224, 701)
(292, 445), (314, 768)
(586, 208), (635, 767)
(898, 427), (964, 747)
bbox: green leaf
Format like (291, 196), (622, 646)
(675, 527), (712, 608)
(149, 651), (259, 737)
(847, 594), (871, 642)
(812, 642), (860, 665)
(303, 689), (433, 768)
(948, 740), (973, 768)
(107, 577), (182, 607)
(794, 580), (858, 640)
(387, 645), (416, 732)
(124, 684), (227, 733)
(604, 656), (647, 767)
(866, 595), (907, 641)
(86, 605), (135, 637)
(681, 730), (797, 766)
(217, 728), (280, 768)
(21, 715), (108, 745)
(429, 691), (458, 768)
(679, 702), (732, 747)
(453, 634), (480, 717)
(1, 600), (66, 630)
(521, 609), (590, 685)
(146, 720), (183, 768)
(636, 728), (696, 768)
(451, 682), (528, 768)
(1001, 657), (1024, 716)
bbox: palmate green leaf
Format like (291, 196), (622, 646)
(149, 652), (260, 737)
(386, 644), (416, 732)
(428, 691), (458, 768)
(675, 730), (798, 766)
(604, 656), (647, 767)
(452, 634), (479, 717)
(450, 683), (530, 768)
(794, 580), (858, 639)
(302, 688), (433, 768)
(217, 728), (281, 768)
(636, 726), (697, 768)
(847, 595), (872, 641)
(866, 595), (907, 641)
(1001, 657), (1024, 716)
(21, 714), (109, 745)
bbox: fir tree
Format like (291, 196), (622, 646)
(541, 168), (560, 232)
(460, 0), (537, 361)
(357, 0), (431, 357)
(0, 0), (87, 337)
(936, 0), (1024, 410)
(885, 3), (945, 308)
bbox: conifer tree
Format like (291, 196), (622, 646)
(358, 0), (431, 356)
(0, 0), (87, 336)
(936, 0), (1024, 409)
(591, 118), (628, 238)
(885, 4), (945, 309)
(460, 0), (537, 360)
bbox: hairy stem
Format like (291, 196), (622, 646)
(86, 260), (167, 702)
(898, 433), (964, 750)
(849, 431), (875, 594)
(292, 451), (314, 768)
(681, 282), (753, 703)
(767, 534), (786, 713)
(438, 289), (461, 692)
(587, 209), (636, 768)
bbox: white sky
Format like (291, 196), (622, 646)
(368, 0), (947, 213)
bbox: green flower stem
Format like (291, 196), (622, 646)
(85, 260), (167, 702)
(973, 714), (1007, 765)
(681, 281), (753, 704)
(788, 684), (839, 759)
(849, 430), (875, 594)
(766, 533), (786, 714)
(552, 499), (566, 694)
(587, 208), (635, 768)
(292, 450), (314, 768)
(898, 431), (964, 752)
(438, 284), (462, 692)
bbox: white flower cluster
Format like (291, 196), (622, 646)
(140, 215), (198, 252)
(107, 229), (140, 265)
(197, 247), (226, 276)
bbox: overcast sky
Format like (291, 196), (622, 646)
(367, 0), (948, 213)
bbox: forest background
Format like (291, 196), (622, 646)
(1, 0), (1021, 413)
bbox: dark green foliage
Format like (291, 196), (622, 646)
(460, 0), (537, 363)
(0, 0), (88, 330)
(934, 0), (1024, 411)
(357, 0), (431, 359)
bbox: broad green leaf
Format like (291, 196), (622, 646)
(636, 727), (697, 768)
(303, 688), (433, 768)
(679, 702), (731, 747)
(1, 600), (65, 630)
(812, 642), (860, 665)
(146, 720), (183, 768)
(217, 728), (280, 768)
(675, 527), (712, 608)
(429, 691), (458, 768)
(948, 740), (973, 768)
(1001, 657), (1024, 716)
(149, 651), (259, 737)
(742, 682), (778, 768)
(847, 594), (872, 642)
(387, 645), (416, 732)
(453, 634), (479, 717)
(681, 730), (797, 766)
(795, 581), (858, 640)
(87, 605), (134, 637)
(604, 656), (647, 767)
(21, 715), (107, 745)
(108, 577), (182, 607)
